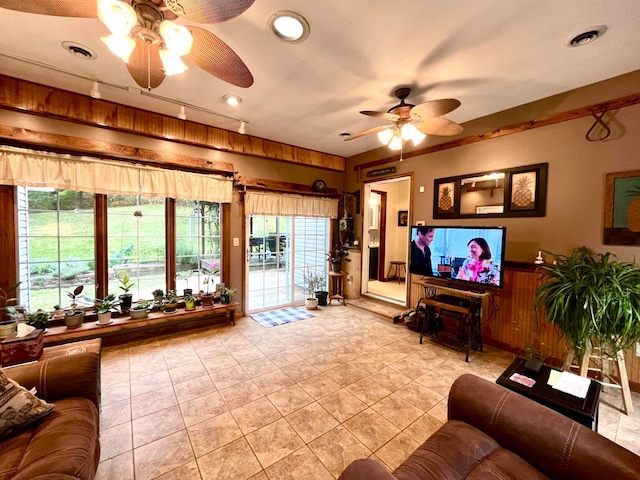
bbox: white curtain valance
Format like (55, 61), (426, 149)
(245, 191), (339, 218)
(0, 146), (233, 203)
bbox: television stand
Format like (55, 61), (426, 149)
(414, 278), (492, 362)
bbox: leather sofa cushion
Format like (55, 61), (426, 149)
(393, 421), (546, 480)
(0, 397), (99, 480)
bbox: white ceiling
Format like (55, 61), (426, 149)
(1, 1), (639, 159)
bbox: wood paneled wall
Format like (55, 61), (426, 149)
(409, 271), (640, 390)
(0, 75), (346, 172)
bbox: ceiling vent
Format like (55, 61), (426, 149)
(566, 26), (607, 47)
(62, 42), (98, 59)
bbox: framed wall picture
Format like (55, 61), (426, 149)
(510, 171), (538, 210)
(398, 210), (408, 226)
(604, 169), (640, 245)
(435, 181), (456, 215)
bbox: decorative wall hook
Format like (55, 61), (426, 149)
(585, 111), (611, 141)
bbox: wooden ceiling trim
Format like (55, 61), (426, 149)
(237, 176), (340, 197)
(0, 124), (235, 174)
(354, 91), (640, 171)
(0, 75), (346, 172)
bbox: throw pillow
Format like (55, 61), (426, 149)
(0, 367), (54, 437)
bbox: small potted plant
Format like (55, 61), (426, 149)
(26, 309), (50, 331)
(53, 304), (64, 318)
(129, 300), (151, 319)
(326, 243), (351, 273)
(163, 290), (179, 313)
(0, 283), (20, 338)
(65, 285), (85, 328)
(303, 269), (324, 310)
(118, 275), (135, 312)
(95, 293), (119, 325)
(184, 293), (196, 311)
(200, 260), (220, 307)
(152, 288), (164, 305)
(220, 287), (236, 305)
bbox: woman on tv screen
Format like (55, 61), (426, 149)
(456, 237), (500, 286)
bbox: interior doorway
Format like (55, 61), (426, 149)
(362, 176), (411, 306)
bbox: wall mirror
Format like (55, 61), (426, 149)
(434, 163), (548, 219)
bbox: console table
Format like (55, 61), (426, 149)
(414, 279), (491, 362)
(497, 357), (601, 431)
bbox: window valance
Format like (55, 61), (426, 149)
(0, 146), (233, 203)
(245, 191), (339, 218)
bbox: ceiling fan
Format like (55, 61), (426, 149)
(346, 87), (463, 150)
(0, 0), (254, 90)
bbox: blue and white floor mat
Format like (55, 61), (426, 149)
(250, 307), (314, 328)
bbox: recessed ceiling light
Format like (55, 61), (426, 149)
(566, 26), (607, 47)
(223, 94), (242, 106)
(62, 41), (97, 59)
(267, 11), (310, 44)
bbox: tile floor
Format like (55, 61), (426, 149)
(96, 305), (640, 480)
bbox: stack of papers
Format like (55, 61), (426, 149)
(548, 370), (591, 398)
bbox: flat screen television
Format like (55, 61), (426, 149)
(409, 225), (506, 289)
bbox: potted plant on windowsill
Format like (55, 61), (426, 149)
(129, 300), (151, 319)
(327, 243), (351, 273)
(0, 283), (20, 338)
(65, 285), (85, 328)
(220, 287), (236, 305)
(200, 260), (220, 307)
(95, 293), (119, 325)
(163, 290), (179, 313)
(118, 275), (135, 312)
(26, 309), (50, 332)
(152, 288), (164, 305)
(184, 293), (196, 311)
(303, 269), (324, 310)
(533, 247), (640, 362)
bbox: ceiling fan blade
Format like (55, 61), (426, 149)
(410, 99), (461, 120)
(187, 27), (253, 88)
(416, 117), (463, 136)
(360, 111), (400, 122)
(345, 125), (391, 141)
(176, 0), (254, 24)
(0, 0), (96, 16)
(126, 38), (165, 90)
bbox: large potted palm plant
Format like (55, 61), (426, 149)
(533, 247), (640, 359)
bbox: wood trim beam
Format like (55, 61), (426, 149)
(354, 92), (640, 171)
(236, 176), (340, 196)
(0, 124), (235, 174)
(0, 75), (346, 172)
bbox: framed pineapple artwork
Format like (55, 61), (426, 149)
(604, 169), (640, 245)
(436, 181), (456, 215)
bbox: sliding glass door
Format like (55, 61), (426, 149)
(246, 215), (328, 313)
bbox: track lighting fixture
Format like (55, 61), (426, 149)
(238, 120), (246, 134)
(177, 105), (187, 120)
(90, 81), (102, 99)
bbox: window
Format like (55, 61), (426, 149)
(175, 200), (222, 295)
(107, 195), (166, 301)
(17, 187), (95, 311)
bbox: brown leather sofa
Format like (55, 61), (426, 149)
(0, 351), (101, 480)
(340, 373), (640, 480)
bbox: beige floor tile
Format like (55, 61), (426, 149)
(96, 451), (134, 480)
(375, 432), (421, 470)
(197, 437), (262, 480)
(133, 404), (185, 448)
(345, 377), (392, 406)
(394, 381), (444, 412)
(343, 408), (400, 451)
(349, 354), (385, 376)
(317, 388), (368, 423)
(230, 396), (283, 434)
(218, 379), (265, 410)
(414, 369), (456, 396)
(281, 360), (322, 382)
(102, 380), (131, 406)
(297, 373), (343, 400)
(308, 425), (372, 478)
(200, 352), (239, 373)
(230, 346), (266, 364)
(100, 398), (131, 430)
(245, 418), (305, 468)
(131, 370), (173, 397)
(268, 384), (315, 416)
(168, 362), (208, 385)
(371, 393), (424, 430)
(252, 369), (296, 395)
(368, 366), (412, 392)
(131, 385), (177, 420)
(155, 460), (202, 479)
(285, 401), (339, 443)
(323, 364), (366, 387)
(403, 413), (445, 444)
(99, 421), (132, 462)
(306, 352), (343, 372)
(210, 365), (251, 390)
(427, 397), (449, 423)
(187, 411), (244, 457)
(164, 350), (202, 370)
(172, 375), (217, 404)
(179, 390), (228, 427)
(134, 430), (195, 480)
(241, 357), (279, 378)
(269, 349), (305, 367)
(265, 445), (334, 480)
(256, 341), (288, 356)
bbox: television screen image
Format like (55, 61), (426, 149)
(409, 225), (506, 288)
